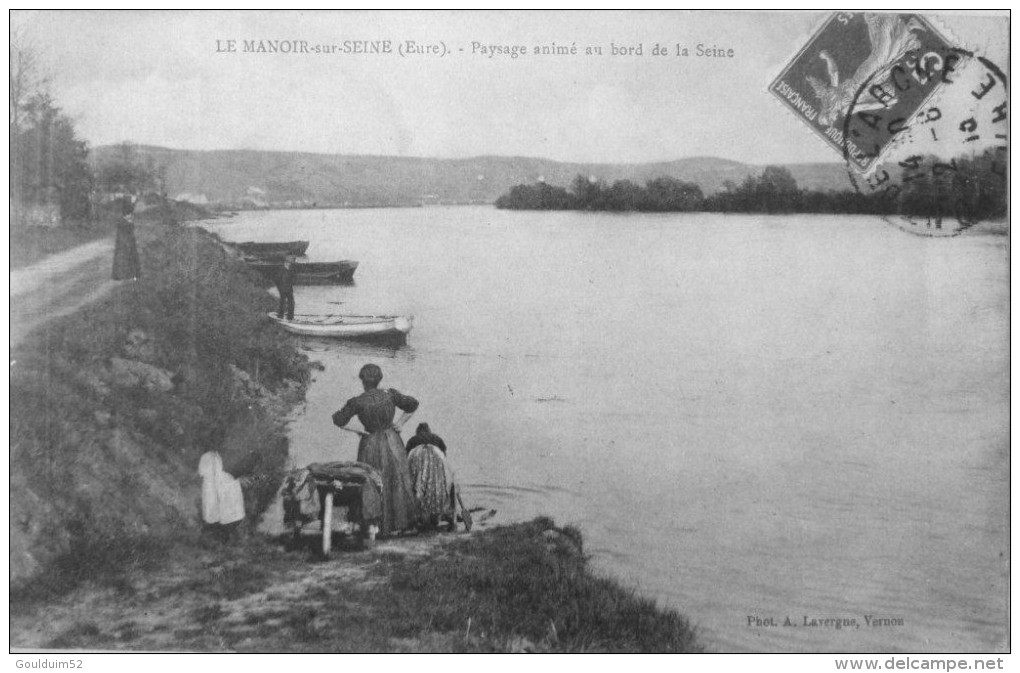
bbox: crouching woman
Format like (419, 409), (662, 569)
(405, 423), (459, 530)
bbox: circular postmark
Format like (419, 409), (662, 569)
(842, 48), (1008, 237)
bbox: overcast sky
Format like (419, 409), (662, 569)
(12, 10), (1009, 165)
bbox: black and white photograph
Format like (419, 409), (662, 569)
(8, 9), (1010, 661)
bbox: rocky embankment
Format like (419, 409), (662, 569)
(10, 223), (310, 592)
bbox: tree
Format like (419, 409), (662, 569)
(10, 32), (93, 223)
(11, 92), (93, 221)
(897, 150), (1007, 223)
(758, 165), (798, 196)
(704, 165), (801, 213)
(754, 165), (800, 212)
(10, 32), (47, 207)
(9, 30), (47, 134)
(96, 142), (160, 195)
(570, 174), (605, 210)
(603, 179), (643, 211)
(643, 177), (703, 211)
(494, 182), (577, 210)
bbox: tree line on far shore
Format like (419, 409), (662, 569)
(494, 153), (1006, 222)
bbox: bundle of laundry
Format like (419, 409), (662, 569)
(284, 461), (384, 532)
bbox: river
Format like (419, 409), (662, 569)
(206, 206), (1009, 653)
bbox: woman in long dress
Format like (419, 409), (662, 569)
(112, 211), (141, 280)
(331, 364), (418, 536)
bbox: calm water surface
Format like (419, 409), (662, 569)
(207, 206), (1008, 653)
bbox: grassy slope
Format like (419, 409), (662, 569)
(10, 223), (311, 594)
(11, 519), (702, 653)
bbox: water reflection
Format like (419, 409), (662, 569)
(298, 338), (416, 359)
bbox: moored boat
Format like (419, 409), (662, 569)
(233, 240), (310, 257)
(268, 313), (413, 342)
(247, 259), (358, 284)
(290, 260), (358, 284)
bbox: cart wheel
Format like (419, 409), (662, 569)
(322, 491), (334, 557)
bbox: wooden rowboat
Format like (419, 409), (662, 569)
(289, 261), (358, 284)
(248, 260), (358, 284)
(268, 313), (413, 342)
(234, 240), (310, 257)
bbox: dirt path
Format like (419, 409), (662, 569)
(10, 531), (460, 652)
(9, 238), (119, 348)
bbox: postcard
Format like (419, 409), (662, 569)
(9, 10), (1009, 660)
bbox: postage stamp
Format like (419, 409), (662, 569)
(769, 12), (958, 173)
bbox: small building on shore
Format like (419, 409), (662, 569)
(175, 192), (209, 205)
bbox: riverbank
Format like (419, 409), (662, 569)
(10, 222), (702, 653)
(10, 223), (311, 591)
(11, 518), (701, 653)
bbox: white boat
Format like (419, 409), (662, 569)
(268, 313), (413, 342)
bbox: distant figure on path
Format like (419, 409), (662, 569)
(112, 209), (141, 281)
(275, 257), (295, 320)
(331, 364), (418, 536)
(406, 423), (457, 530)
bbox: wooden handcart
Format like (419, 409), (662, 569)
(282, 461), (384, 556)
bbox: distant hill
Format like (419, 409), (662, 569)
(89, 145), (855, 208)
